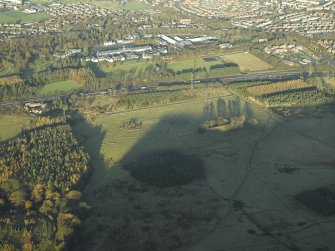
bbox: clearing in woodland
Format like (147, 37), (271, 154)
(38, 80), (80, 95)
(0, 114), (30, 141)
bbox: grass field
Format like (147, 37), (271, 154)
(222, 52), (273, 72)
(168, 57), (222, 72)
(0, 115), (30, 141)
(100, 57), (223, 74)
(71, 91), (335, 251)
(0, 11), (50, 24)
(38, 80), (80, 95)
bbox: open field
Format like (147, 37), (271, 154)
(0, 114), (30, 141)
(70, 90), (335, 251)
(222, 52), (273, 72)
(0, 11), (50, 24)
(38, 80), (80, 95)
(100, 57), (227, 75)
(167, 57), (222, 72)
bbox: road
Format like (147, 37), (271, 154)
(0, 70), (315, 108)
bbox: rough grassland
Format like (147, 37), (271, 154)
(71, 91), (335, 251)
(38, 80), (80, 95)
(0, 115), (30, 141)
(223, 52), (273, 72)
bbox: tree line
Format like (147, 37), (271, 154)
(200, 97), (253, 130)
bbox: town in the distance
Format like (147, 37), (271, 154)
(0, 0), (335, 251)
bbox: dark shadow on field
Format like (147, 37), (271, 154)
(69, 108), (266, 251)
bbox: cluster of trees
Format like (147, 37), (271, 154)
(230, 81), (273, 96)
(245, 79), (313, 97)
(230, 80), (335, 107)
(250, 47), (289, 70)
(0, 81), (37, 101)
(0, 75), (23, 85)
(0, 124), (90, 250)
(113, 90), (197, 110)
(261, 88), (335, 107)
(296, 186), (335, 216)
(120, 117), (142, 130)
(72, 86), (229, 115)
(0, 125), (89, 190)
(204, 98), (241, 121)
(199, 98), (252, 130)
(28, 116), (66, 129)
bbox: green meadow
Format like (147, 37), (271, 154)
(38, 80), (80, 95)
(0, 114), (30, 141)
(167, 57), (222, 71)
(100, 57), (223, 74)
(223, 52), (273, 72)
